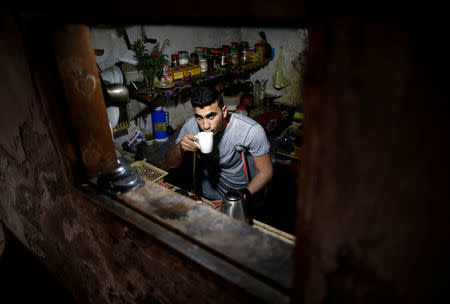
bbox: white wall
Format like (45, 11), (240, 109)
(90, 25), (307, 128)
(240, 27), (307, 106)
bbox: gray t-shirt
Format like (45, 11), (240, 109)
(176, 113), (270, 200)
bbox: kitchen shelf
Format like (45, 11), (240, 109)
(129, 58), (272, 107)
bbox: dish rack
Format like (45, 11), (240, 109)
(130, 161), (168, 185)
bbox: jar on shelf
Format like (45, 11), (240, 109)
(240, 46), (249, 64)
(190, 53), (199, 65)
(211, 49), (221, 70)
(199, 57), (208, 72)
(171, 54), (179, 67)
(219, 50), (228, 67)
(194, 47), (205, 59)
(202, 47), (209, 58)
(248, 49), (258, 62)
(255, 41), (266, 59)
(178, 51), (189, 65)
(230, 50), (239, 66)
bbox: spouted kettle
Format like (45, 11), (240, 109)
(221, 189), (249, 223)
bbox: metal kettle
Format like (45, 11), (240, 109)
(221, 189), (249, 222)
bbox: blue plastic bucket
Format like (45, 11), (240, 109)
(151, 106), (168, 141)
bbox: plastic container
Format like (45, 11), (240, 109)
(235, 104), (248, 117)
(130, 161), (168, 185)
(151, 106), (169, 141)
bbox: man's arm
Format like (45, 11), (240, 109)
(166, 134), (199, 168)
(246, 153), (273, 196)
(166, 142), (184, 169)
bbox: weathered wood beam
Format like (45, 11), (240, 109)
(51, 25), (117, 179)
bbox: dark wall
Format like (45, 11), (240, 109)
(294, 14), (450, 303)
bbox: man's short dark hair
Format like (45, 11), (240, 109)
(190, 85), (223, 108)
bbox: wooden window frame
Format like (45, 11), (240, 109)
(43, 20), (301, 301)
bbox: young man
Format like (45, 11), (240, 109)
(165, 86), (273, 213)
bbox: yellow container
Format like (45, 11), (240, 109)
(169, 63), (201, 80)
(130, 161), (168, 185)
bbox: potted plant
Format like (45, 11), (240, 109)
(132, 38), (169, 88)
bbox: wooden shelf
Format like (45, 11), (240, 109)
(129, 58), (272, 107)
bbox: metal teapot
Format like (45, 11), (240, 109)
(221, 189), (249, 223)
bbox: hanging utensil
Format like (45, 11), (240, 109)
(116, 27), (132, 50)
(140, 25), (157, 44)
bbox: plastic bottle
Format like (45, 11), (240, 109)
(151, 106), (168, 141)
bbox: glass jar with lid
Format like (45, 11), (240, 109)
(178, 51), (189, 65)
(190, 53), (199, 65)
(194, 47), (205, 59)
(171, 54), (179, 67)
(255, 41), (266, 59)
(211, 50), (221, 70)
(202, 47), (209, 58)
(240, 46), (249, 64)
(230, 48), (239, 66)
(219, 50), (228, 67)
(199, 57), (208, 73)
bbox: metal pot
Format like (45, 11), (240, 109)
(221, 189), (249, 222)
(104, 84), (129, 106)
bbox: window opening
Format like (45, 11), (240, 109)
(91, 24), (308, 238)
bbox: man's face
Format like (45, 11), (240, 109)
(193, 101), (228, 135)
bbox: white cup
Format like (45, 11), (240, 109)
(195, 132), (213, 154)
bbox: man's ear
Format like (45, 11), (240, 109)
(222, 105), (228, 118)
